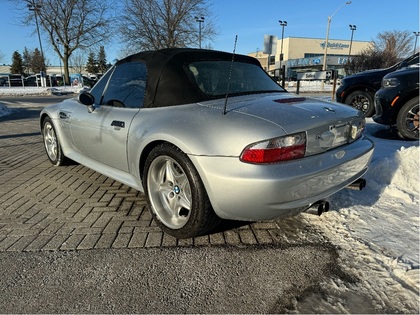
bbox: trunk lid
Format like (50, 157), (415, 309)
(202, 93), (365, 155)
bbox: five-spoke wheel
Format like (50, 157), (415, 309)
(144, 144), (219, 238)
(147, 155), (192, 230)
(42, 117), (67, 166)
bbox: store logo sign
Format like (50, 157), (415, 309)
(320, 42), (350, 50)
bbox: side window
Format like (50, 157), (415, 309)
(101, 61), (147, 108)
(89, 67), (114, 104)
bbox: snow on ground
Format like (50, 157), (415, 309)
(0, 86), (85, 97)
(301, 120), (419, 312)
(0, 102), (12, 116)
(0, 85), (419, 311)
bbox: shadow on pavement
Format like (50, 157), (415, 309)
(0, 108), (41, 122)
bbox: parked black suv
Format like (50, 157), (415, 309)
(373, 65), (419, 140)
(336, 53), (419, 117)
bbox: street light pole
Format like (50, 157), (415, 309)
(322, 1), (351, 71)
(413, 31), (420, 54)
(348, 24), (356, 60)
(278, 21), (287, 70)
(28, 2), (46, 86)
(195, 16), (205, 49)
(279, 20), (287, 87)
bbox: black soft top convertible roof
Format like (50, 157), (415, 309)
(115, 48), (262, 108)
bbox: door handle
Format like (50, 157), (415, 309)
(59, 111), (70, 120)
(111, 120), (125, 128)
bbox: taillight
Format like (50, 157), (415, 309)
(240, 132), (306, 164)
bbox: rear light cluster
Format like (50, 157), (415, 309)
(240, 132), (306, 164)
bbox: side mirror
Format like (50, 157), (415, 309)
(78, 91), (98, 112)
(78, 91), (95, 106)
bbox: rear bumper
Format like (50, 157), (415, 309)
(190, 136), (374, 221)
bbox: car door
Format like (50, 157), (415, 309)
(70, 61), (147, 173)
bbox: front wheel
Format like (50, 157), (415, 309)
(396, 97), (419, 140)
(42, 117), (68, 166)
(345, 90), (375, 117)
(143, 144), (220, 238)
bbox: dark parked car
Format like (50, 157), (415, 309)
(373, 65), (419, 140)
(40, 48), (374, 238)
(336, 53), (419, 117)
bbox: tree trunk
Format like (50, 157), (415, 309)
(63, 52), (70, 86)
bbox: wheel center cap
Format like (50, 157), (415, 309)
(173, 186), (180, 194)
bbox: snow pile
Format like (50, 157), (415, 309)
(306, 126), (419, 312)
(0, 103), (12, 117)
(0, 86), (86, 96)
(369, 146), (419, 201)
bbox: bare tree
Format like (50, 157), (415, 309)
(19, 0), (114, 84)
(345, 47), (390, 74)
(372, 30), (414, 60)
(345, 30), (415, 74)
(119, 0), (217, 54)
(69, 51), (87, 75)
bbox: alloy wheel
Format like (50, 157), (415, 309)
(147, 155), (192, 229)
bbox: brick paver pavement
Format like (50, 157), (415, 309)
(0, 104), (319, 252)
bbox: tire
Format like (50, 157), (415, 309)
(143, 144), (220, 239)
(42, 117), (68, 166)
(344, 90), (375, 117)
(396, 97), (419, 140)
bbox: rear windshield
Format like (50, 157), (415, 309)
(187, 61), (285, 96)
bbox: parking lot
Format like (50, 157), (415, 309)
(1, 95), (417, 314)
(0, 100), (329, 252)
(0, 96), (346, 313)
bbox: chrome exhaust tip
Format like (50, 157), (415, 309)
(347, 178), (366, 191)
(307, 200), (330, 216)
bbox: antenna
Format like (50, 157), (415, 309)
(223, 35), (238, 115)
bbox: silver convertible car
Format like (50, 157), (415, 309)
(40, 48), (374, 238)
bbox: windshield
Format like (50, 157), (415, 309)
(188, 61), (285, 96)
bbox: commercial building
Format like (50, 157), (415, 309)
(249, 36), (372, 79)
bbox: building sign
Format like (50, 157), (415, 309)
(320, 41), (350, 50)
(287, 56), (350, 68)
(287, 57), (323, 67)
(297, 70), (333, 80)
